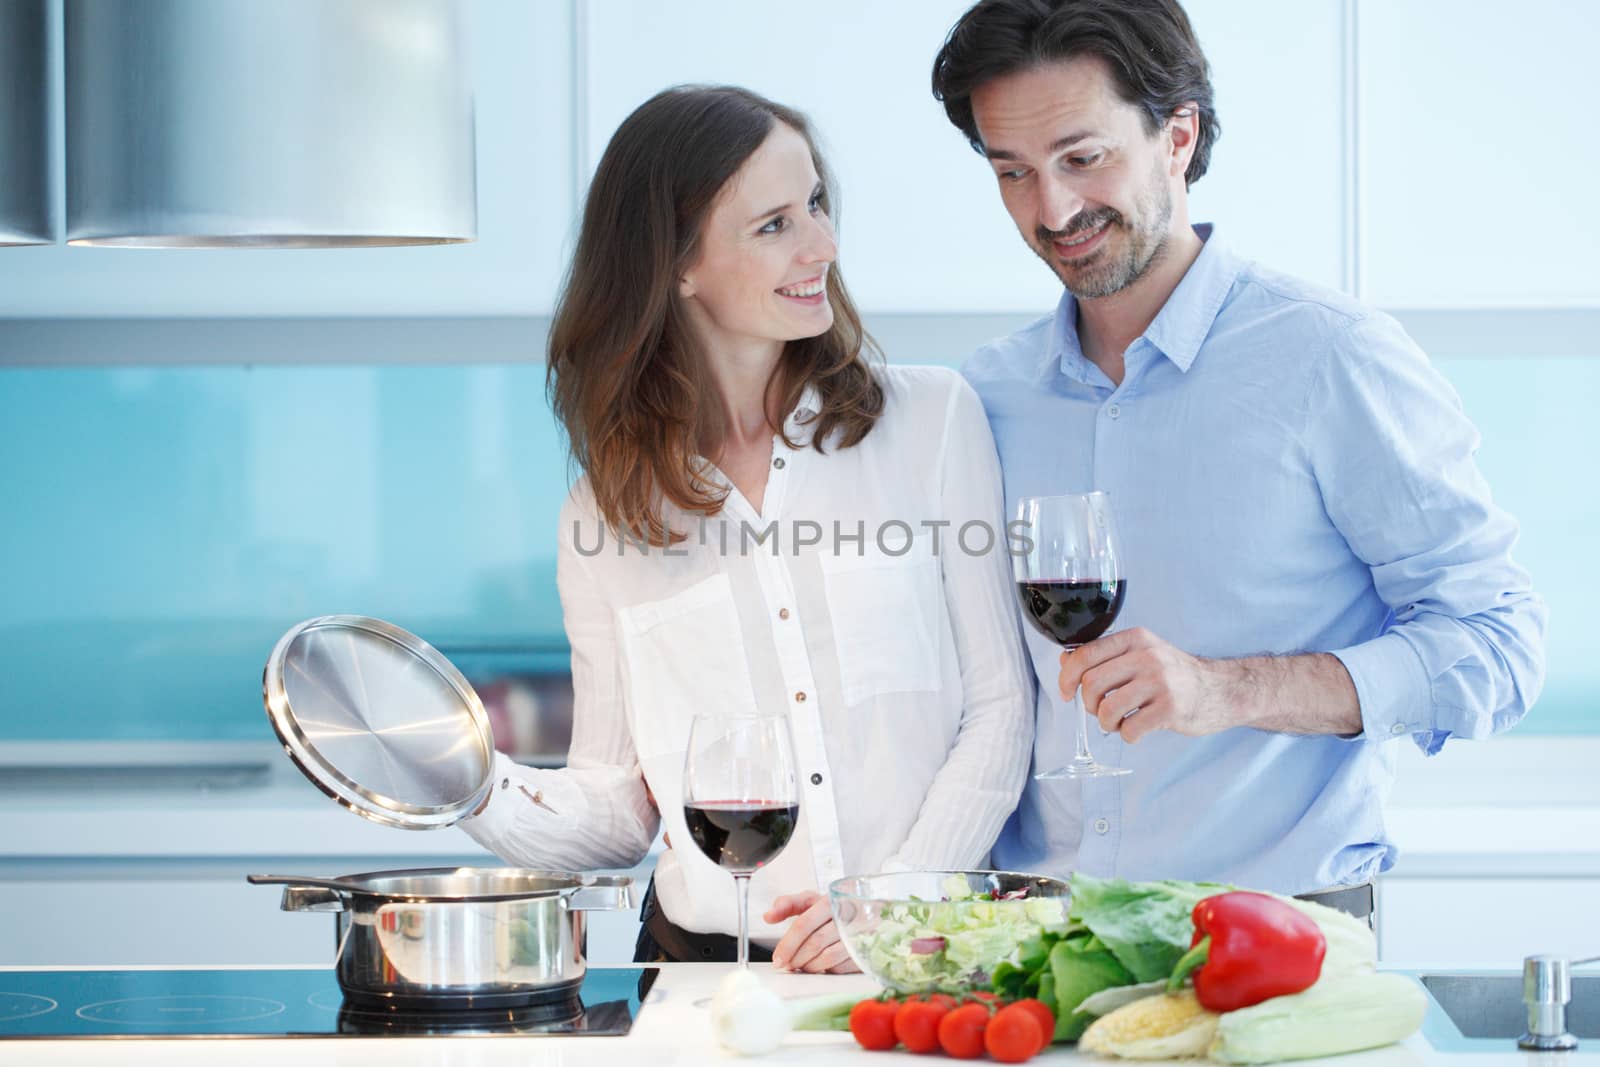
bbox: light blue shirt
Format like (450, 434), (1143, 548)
(963, 225), (1547, 895)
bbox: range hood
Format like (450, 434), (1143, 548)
(64, 0), (477, 248)
(0, 0), (54, 246)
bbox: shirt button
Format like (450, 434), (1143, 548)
(794, 691), (807, 703)
(778, 608), (790, 620)
(773, 457), (786, 469)
(1106, 403), (1121, 419)
(1390, 723), (1407, 735)
(1093, 818), (1110, 834)
(810, 773), (823, 786)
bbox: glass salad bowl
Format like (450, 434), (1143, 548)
(829, 870), (1072, 993)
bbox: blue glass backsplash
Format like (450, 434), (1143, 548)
(0, 357), (1594, 740)
(0, 365), (571, 742)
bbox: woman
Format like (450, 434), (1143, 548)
(462, 85), (1032, 971)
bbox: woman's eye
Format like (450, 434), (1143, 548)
(759, 216), (787, 235)
(808, 191), (824, 214)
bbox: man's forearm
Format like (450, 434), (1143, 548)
(1211, 652), (1363, 736)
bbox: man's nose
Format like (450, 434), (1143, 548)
(1037, 174), (1086, 235)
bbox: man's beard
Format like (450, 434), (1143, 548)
(1033, 165), (1174, 300)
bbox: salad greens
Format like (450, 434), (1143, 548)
(851, 874), (1070, 993)
(990, 873), (1231, 1040)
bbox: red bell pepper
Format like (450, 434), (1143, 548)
(1166, 891), (1326, 1013)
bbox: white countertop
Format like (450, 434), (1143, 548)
(0, 963), (1589, 1066)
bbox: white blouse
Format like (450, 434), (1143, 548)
(461, 364), (1034, 945)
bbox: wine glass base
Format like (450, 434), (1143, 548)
(1035, 761), (1132, 780)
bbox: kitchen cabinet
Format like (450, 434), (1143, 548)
(582, 0), (1347, 315)
(1359, 0), (1600, 307)
(0, 0), (574, 318)
(1377, 876), (1600, 967)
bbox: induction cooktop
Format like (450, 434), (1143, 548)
(0, 966), (657, 1039)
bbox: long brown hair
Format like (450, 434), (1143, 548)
(547, 85), (884, 544)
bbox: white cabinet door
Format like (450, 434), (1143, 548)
(1183, 0), (1347, 292)
(1378, 877), (1600, 967)
(581, 0), (1061, 315)
(583, 0), (1347, 315)
(0, 0), (574, 318)
(1359, 1), (1600, 307)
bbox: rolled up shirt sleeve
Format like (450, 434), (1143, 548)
(885, 375), (1034, 868)
(1308, 313), (1547, 753)
(459, 489), (660, 869)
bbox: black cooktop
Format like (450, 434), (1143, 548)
(0, 966), (656, 1039)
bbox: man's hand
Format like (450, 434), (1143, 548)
(764, 891), (860, 974)
(1059, 628), (1363, 740)
(1059, 627), (1240, 742)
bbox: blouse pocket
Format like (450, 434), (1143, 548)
(817, 534), (942, 705)
(614, 572), (760, 761)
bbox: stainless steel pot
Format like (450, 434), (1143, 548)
(249, 868), (634, 1010)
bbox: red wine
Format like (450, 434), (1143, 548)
(683, 800), (798, 872)
(1016, 578), (1127, 647)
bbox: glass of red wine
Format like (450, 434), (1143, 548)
(682, 711), (800, 968)
(1014, 492), (1131, 780)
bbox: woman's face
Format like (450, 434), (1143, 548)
(679, 122), (838, 357)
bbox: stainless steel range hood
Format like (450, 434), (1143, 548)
(0, 0), (55, 246)
(64, 0), (477, 248)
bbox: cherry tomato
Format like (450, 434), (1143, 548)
(985, 1003), (1046, 1063)
(937, 1002), (991, 1059)
(1011, 998), (1056, 1052)
(894, 993), (956, 1054)
(848, 998), (900, 1051)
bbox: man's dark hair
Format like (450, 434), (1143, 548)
(931, 0), (1220, 186)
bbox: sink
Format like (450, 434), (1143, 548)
(1421, 974), (1600, 1039)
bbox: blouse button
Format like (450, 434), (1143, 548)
(810, 773), (823, 786)
(778, 608), (790, 620)
(794, 691), (807, 703)
(773, 457), (786, 469)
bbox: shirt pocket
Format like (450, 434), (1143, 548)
(614, 572), (761, 761)
(817, 534), (942, 705)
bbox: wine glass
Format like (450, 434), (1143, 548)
(682, 712), (800, 968)
(1013, 492), (1131, 779)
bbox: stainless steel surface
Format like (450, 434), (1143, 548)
(1420, 973), (1600, 1043)
(65, 0), (476, 247)
(263, 615), (495, 830)
(1521, 954), (1579, 1050)
(0, 0), (53, 245)
(248, 868), (634, 1009)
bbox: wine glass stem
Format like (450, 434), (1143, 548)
(735, 873), (752, 969)
(1067, 644), (1095, 764)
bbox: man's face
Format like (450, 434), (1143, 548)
(971, 56), (1187, 300)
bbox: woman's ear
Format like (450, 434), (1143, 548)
(679, 274), (696, 299)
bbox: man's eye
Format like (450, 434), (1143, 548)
(998, 169), (1028, 183)
(759, 216), (787, 235)
(1068, 153), (1102, 168)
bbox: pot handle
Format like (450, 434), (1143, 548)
(246, 873), (348, 913)
(563, 874), (634, 913)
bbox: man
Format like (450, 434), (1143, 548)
(933, 0), (1546, 918)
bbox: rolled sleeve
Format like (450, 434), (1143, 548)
(1309, 313), (1547, 753)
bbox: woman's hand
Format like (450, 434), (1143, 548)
(763, 891), (860, 974)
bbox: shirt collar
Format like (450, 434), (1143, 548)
(1049, 223), (1241, 382)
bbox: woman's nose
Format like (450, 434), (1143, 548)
(801, 213), (837, 264)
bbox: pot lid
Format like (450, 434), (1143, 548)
(263, 616), (494, 830)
